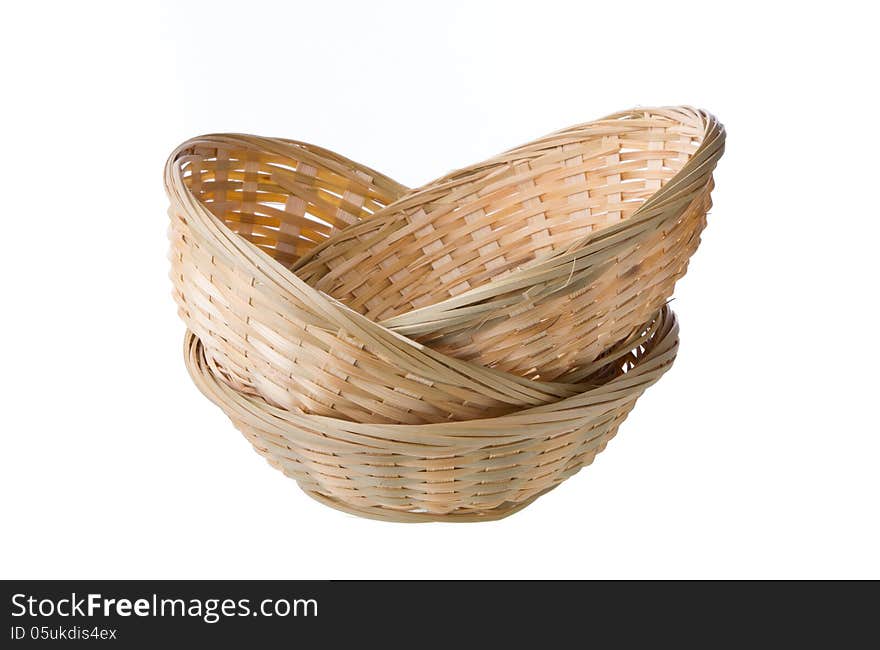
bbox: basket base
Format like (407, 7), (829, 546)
(299, 484), (559, 523)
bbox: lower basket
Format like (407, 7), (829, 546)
(183, 306), (679, 522)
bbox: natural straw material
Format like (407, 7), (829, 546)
(294, 107), (723, 380)
(183, 306), (679, 522)
(166, 107), (723, 426)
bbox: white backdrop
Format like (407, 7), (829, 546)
(1, 1), (877, 579)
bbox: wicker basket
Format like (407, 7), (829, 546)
(294, 106), (724, 379)
(166, 107), (723, 426)
(183, 306), (679, 522)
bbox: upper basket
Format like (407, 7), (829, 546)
(166, 107), (723, 423)
(293, 107), (724, 379)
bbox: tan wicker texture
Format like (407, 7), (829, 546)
(166, 106), (722, 521)
(294, 106), (723, 379)
(183, 306), (679, 522)
(166, 107), (723, 426)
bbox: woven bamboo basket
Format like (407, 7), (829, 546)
(293, 106), (724, 379)
(166, 107), (723, 426)
(183, 306), (679, 522)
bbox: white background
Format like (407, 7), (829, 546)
(1, 1), (878, 579)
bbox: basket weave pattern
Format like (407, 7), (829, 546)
(294, 107), (721, 380)
(166, 106), (724, 521)
(184, 307), (678, 522)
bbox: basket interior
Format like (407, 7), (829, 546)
(177, 138), (406, 268)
